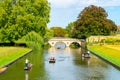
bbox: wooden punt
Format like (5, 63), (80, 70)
(0, 67), (8, 74)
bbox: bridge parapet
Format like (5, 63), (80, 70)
(48, 37), (82, 47)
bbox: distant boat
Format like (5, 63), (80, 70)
(24, 64), (32, 70)
(82, 53), (90, 58)
(49, 57), (55, 63)
(49, 60), (55, 63)
(0, 67), (8, 74)
(57, 47), (61, 49)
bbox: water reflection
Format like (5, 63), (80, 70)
(0, 49), (47, 80)
(82, 57), (91, 66)
(54, 42), (66, 49)
(45, 47), (120, 80)
(0, 47), (120, 80)
(25, 71), (28, 80)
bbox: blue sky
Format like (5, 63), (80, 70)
(47, 0), (120, 28)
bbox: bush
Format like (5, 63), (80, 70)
(101, 38), (120, 45)
(17, 31), (44, 50)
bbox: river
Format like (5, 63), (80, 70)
(0, 47), (120, 80)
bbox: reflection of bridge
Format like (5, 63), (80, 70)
(48, 37), (82, 47)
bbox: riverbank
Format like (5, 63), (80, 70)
(0, 47), (32, 68)
(88, 45), (120, 69)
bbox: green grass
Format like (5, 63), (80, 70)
(0, 47), (31, 67)
(88, 45), (120, 66)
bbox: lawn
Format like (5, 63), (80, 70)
(0, 47), (31, 67)
(88, 45), (120, 66)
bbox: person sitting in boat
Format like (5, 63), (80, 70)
(52, 57), (55, 60)
(87, 51), (90, 55)
(50, 57), (55, 60)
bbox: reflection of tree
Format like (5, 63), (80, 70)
(70, 48), (89, 66)
(89, 56), (108, 68)
(81, 48), (86, 54)
(0, 48), (48, 80)
(26, 49), (49, 80)
(72, 47), (109, 68)
(74, 57), (90, 66)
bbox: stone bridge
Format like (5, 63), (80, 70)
(48, 37), (82, 47)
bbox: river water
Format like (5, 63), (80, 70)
(0, 47), (120, 80)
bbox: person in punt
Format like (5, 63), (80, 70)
(25, 59), (29, 69)
(50, 57), (55, 60)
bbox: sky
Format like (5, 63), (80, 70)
(47, 0), (120, 28)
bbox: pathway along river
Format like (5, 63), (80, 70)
(0, 47), (120, 80)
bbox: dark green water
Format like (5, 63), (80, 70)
(0, 47), (120, 80)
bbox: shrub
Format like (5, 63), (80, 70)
(17, 31), (44, 50)
(104, 38), (120, 45)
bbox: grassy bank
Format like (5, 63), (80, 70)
(0, 47), (31, 67)
(88, 45), (120, 67)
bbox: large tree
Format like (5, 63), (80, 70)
(50, 27), (66, 37)
(71, 5), (117, 39)
(0, 0), (50, 41)
(66, 21), (75, 37)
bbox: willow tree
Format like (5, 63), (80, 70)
(0, 0), (50, 41)
(72, 5), (117, 39)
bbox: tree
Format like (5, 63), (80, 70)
(50, 27), (66, 37)
(0, 0), (50, 41)
(72, 5), (117, 39)
(44, 28), (54, 39)
(66, 21), (75, 37)
(17, 31), (44, 49)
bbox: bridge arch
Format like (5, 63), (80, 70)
(48, 37), (82, 47)
(70, 42), (81, 47)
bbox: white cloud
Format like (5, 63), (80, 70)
(48, 0), (79, 8)
(48, 0), (120, 8)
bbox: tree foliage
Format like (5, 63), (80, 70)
(17, 31), (44, 44)
(17, 31), (44, 49)
(0, 0), (50, 41)
(44, 28), (54, 39)
(50, 27), (66, 37)
(66, 21), (75, 37)
(71, 5), (117, 39)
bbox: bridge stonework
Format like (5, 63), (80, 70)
(48, 37), (82, 47)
